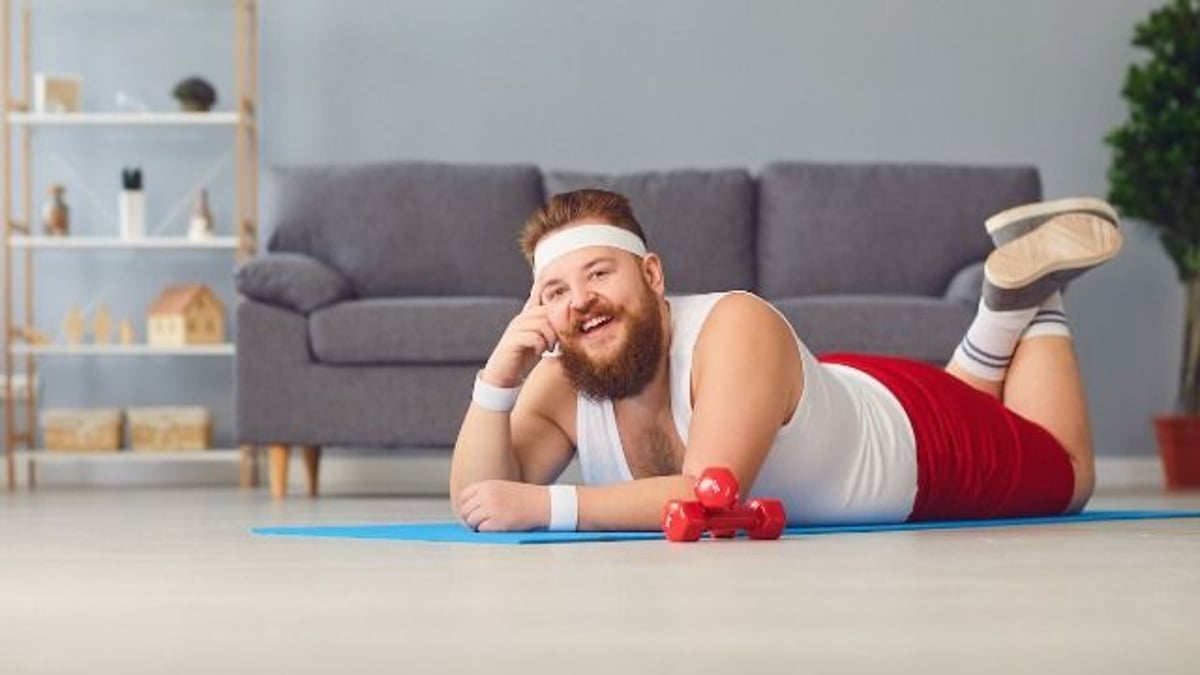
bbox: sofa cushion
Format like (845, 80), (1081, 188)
(309, 297), (523, 364)
(543, 169), (756, 293)
(769, 295), (975, 363)
(758, 163), (1041, 297)
(943, 261), (985, 306)
(266, 161), (543, 298)
(235, 253), (354, 315)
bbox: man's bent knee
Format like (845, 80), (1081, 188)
(1066, 456), (1095, 514)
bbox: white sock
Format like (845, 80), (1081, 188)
(952, 298), (1037, 381)
(1020, 291), (1071, 340)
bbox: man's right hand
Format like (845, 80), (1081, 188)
(479, 287), (559, 388)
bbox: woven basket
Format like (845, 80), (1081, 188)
(41, 408), (123, 452)
(128, 406), (212, 451)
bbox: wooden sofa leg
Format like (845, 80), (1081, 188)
(239, 445), (261, 489)
(302, 446), (322, 497)
(268, 444), (291, 500)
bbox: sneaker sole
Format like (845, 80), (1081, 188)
(984, 212), (1123, 290)
(985, 197), (1118, 237)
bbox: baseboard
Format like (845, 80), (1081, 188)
(7, 447), (585, 494)
(8, 451), (1160, 494)
(1093, 455), (1165, 491)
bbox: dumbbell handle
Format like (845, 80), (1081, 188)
(700, 507), (759, 533)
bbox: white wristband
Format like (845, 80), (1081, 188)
(472, 374), (520, 412)
(547, 485), (578, 531)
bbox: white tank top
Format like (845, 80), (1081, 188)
(575, 292), (918, 524)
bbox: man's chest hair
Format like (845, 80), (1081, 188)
(619, 421), (685, 478)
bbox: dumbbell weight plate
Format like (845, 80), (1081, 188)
(746, 498), (787, 540)
(695, 467), (739, 510)
(662, 500), (707, 542)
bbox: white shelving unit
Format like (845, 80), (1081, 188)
(2, 0), (260, 489)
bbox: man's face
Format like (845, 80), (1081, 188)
(536, 245), (665, 400)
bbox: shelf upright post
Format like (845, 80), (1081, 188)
(234, 0), (247, 262)
(235, 0), (260, 482)
(3, 0), (14, 489)
(248, 0), (258, 260)
(20, 1), (33, 465)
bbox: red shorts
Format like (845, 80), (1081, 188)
(819, 353), (1075, 521)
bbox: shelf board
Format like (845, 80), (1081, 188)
(7, 112), (242, 126)
(13, 448), (240, 464)
(10, 236), (239, 250)
(10, 343), (235, 356)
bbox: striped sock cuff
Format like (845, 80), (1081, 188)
(1022, 312), (1071, 340)
(961, 336), (1013, 368)
(953, 341), (1009, 381)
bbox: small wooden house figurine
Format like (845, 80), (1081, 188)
(147, 284), (225, 347)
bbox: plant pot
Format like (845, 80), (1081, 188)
(1153, 416), (1200, 490)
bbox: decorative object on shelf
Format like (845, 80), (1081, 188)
(188, 189), (214, 240)
(92, 305), (112, 344)
(172, 76), (217, 112)
(32, 72), (81, 113)
(147, 284), (225, 347)
(118, 319), (135, 345)
(118, 167), (145, 239)
(128, 406), (212, 451)
(1106, 0), (1200, 490)
(63, 305), (86, 345)
(11, 326), (50, 345)
(40, 408), (123, 452)
(40, 184), (69, 236)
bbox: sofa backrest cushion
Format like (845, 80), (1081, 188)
(543, 169), (757, 293)
(757, 163), (1041, 297)
(309, 297), (523, 365)
(265, 161), (543, 297)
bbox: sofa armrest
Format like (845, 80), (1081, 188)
(235, 253), (354, 315)
(943, 261), (984, 306)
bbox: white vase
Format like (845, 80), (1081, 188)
(118, 190), (145, 239)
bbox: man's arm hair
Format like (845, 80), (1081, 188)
(448, 358), (575, 508)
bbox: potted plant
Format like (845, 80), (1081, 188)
(1106, 0), (1200, 489)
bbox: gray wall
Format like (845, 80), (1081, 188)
(7, 0), (1179, 459)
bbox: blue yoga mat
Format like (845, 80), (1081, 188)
(252, 509), (1200, 545)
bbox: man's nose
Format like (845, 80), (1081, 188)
(569, 287), (595, 311)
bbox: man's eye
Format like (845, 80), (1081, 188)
(589, 269), (609, 280)
(547, 287), (567, 299)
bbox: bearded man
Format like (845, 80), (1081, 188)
(449, 189), (1122, 532)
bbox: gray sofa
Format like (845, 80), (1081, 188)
(235, 161), (1041, 497)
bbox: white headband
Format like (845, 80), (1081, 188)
(532, 224), (647, 278)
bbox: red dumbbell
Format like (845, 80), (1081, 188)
(695, 467), (739, 510)
(662, 467), (787, 542)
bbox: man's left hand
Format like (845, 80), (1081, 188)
(457, 480), (550, 532)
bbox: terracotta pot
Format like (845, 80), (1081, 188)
(1153, 416), (1200, 490)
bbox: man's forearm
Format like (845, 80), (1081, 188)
(577, 475), (695, 531)
(449, 404), (522, 505)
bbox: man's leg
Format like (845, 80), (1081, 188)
(944, 196), (1119, 512)
(946, 293), (1094, 512)
(944, 291), (1069, 399)
(1001, 331), (1094, 513)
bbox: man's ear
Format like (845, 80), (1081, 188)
(641, 253), (666, 295)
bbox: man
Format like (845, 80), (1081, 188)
(450, 189), (1122, 532)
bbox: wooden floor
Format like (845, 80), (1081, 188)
(2, 486), (1198, 674)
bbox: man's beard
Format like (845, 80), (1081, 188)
(559, 288), (665, 401)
